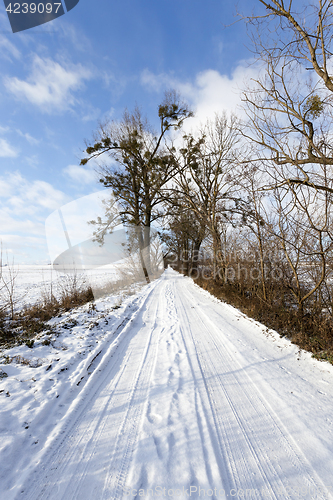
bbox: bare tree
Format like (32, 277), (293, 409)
(81, 91), (192, 282)
(269, 179), (333, 319)
(0, 250), (21, 320)
(240, 0), (333, 194)
(0, 245), (6, 317)
(173, 113), (242, 279)
(241, 165), (271, 302)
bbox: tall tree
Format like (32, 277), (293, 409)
(81, 91), (192, 282)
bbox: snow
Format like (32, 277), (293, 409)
(0, 263), (123, 311)
(1, 268), (333, 499)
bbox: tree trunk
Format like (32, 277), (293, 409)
(189, 239), (202, 277)
(137, 227), (150, 284)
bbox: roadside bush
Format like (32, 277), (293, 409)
(193, 273), (333, 364)
(0, 276), (94, 349)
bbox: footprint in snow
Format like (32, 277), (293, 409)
(147, 412), (162, 424)
(147, 402), (162, 424)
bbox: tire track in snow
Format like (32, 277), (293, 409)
(176, 278), (332, 499)
(19, 280), (162, 500)
(126, 276), (227, 497)
(124, 279), (183, 491)
(102, 282), (167, 500)
(16, 271), (333, 499)
(172, 279), (238, 498)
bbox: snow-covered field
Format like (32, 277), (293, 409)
(1, 268), (333, 499)
(0, 264), (123, 311)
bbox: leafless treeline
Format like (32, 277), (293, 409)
(162, 1), (333, 356)
(80, 1), (333, 356)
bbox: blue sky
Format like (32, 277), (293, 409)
(0, 0), (258, 263)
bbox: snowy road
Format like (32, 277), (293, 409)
(17, 270), (333, 499)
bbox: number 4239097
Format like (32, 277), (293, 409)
(6, 3), (62, 14)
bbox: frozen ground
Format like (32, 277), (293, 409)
(1, 269), (333, 499)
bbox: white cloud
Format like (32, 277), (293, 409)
(4, 56), (92, 112)
(0, 172), (71, 262)
(16, 129), (40, 145)
(81, 105), (101, 123)
(57, 21), (93, 54)
(25, 155), (39, 168)
(141, 63), (262, 131)
(63, 164), (97, 185)
(0, 171), (68, 214)
(0, 35), (20, 61)
(0, 137), (19, 157)
(25, 180), (68, 210)
(0, 178), (15, 197)
(0, 171), (94, 263)
(189, 69), (244, 117)
(0, 211), (44, 235)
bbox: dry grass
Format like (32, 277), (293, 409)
(0, 284), (94, 349)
